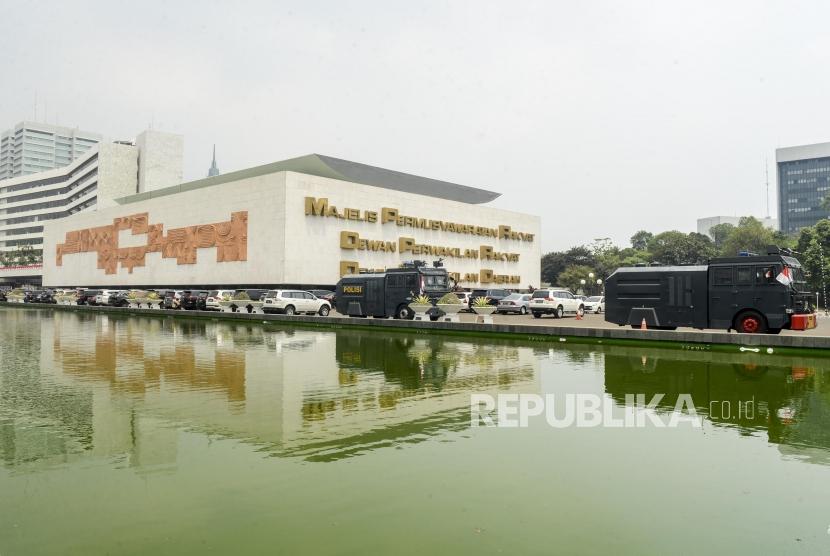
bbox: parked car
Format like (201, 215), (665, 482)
(180, 290), (209, 310)
(263, 290), (331, 316)
(496, 293), (532, 315)
(95, 290), (124, 306)
(107, 291), (131, 307)
(529, 289), (585, 319)
(468, 288), (511, 308)
(24, 290), (55, 304)
(583, 295), (605, 313)
(163, 290), (183, 309)
(206, 290), (236, 311)
(77, 289), (102, 305)
(307, 289), (335, 303)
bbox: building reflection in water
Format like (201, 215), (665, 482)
(602, 346), (830, 465)
(0, 311), (540, 469)
(1, 308), (830, 471)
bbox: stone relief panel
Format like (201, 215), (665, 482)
(56, 211), (248, 274)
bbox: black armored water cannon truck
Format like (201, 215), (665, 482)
(604, 247), (817, 334)
(335, 260), (451, 320)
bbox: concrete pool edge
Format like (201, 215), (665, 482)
(3, 301), (830, 357)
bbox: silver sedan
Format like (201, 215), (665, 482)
(496, 293), (532, 315)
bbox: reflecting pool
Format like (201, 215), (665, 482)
(1, 308), (830, 554)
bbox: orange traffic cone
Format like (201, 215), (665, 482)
(640, 318), (647, 330)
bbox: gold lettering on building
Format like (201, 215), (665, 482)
(480, 269), (521, 284)
(340, 231), (396, 252)
(305, 197), (377, 222)
(304, 197), (533, 242)
(340, 260), (360, 276)
(480, 245), (520, 262)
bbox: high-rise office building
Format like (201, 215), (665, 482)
(777, 141), (830, 234)
(0, 121), (103, 181)
(0, 130), (183, 284)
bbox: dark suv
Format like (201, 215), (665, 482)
(24, 290), (55, 304)
(468, 288), (511, 308)
(78, 289), (102, 305)
(180, 290), (209, 310)
(107, 292), (131, 307)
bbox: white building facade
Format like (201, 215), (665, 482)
(0, 121), (102, 180)
(42, 155), (541, 289)
(0, 130), (183, 284)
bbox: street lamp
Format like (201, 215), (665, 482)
(579, 278), (586, 295)
(596, 278), (603, 295)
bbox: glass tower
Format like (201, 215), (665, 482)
(0, 121), (102, 181)
(777, 142), (830, 235)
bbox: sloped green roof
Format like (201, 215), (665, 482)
(116, 154), (500, 205)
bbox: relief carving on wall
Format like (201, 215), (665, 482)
(56, 211), (248, 274)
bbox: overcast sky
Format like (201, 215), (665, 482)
(2, 1), (829, 252)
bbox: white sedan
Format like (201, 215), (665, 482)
(582, 296), (605, 313)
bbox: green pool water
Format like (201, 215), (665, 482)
(1, 307), (829, 555)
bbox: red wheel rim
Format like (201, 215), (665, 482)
(742, 316), (760, 333)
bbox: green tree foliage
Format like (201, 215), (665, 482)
(647, 231), (716, 265)
(708, 223), (735, 249)
(540, 216), (799, 289)
(796, 220), (830, 306)
(630, 230), (653, 251)
(540, 246), (595, 284)
(719, 217), (779, 257)
(556, 264), (596, 293)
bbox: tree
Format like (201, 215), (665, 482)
(556, 264), (596, 293)
(796, 220), (830, 308)
(647, 231), (716, 266)
(719, 217), (778, 257)
(708, 223), (735, 249)
(540, 246), (596, 284)
(630, 230), (653, 251)
(618, 247), (650, 267)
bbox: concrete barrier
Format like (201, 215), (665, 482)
(3, 301), (830, 356)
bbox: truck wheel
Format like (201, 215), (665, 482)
(318, 305), (330, 316)
(532, 312), (542, 319)
(396, 305), (414, 320)
(554, 306), (564, 319)
(735, 311), (766, 334)
(284, 305), (296, 316)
